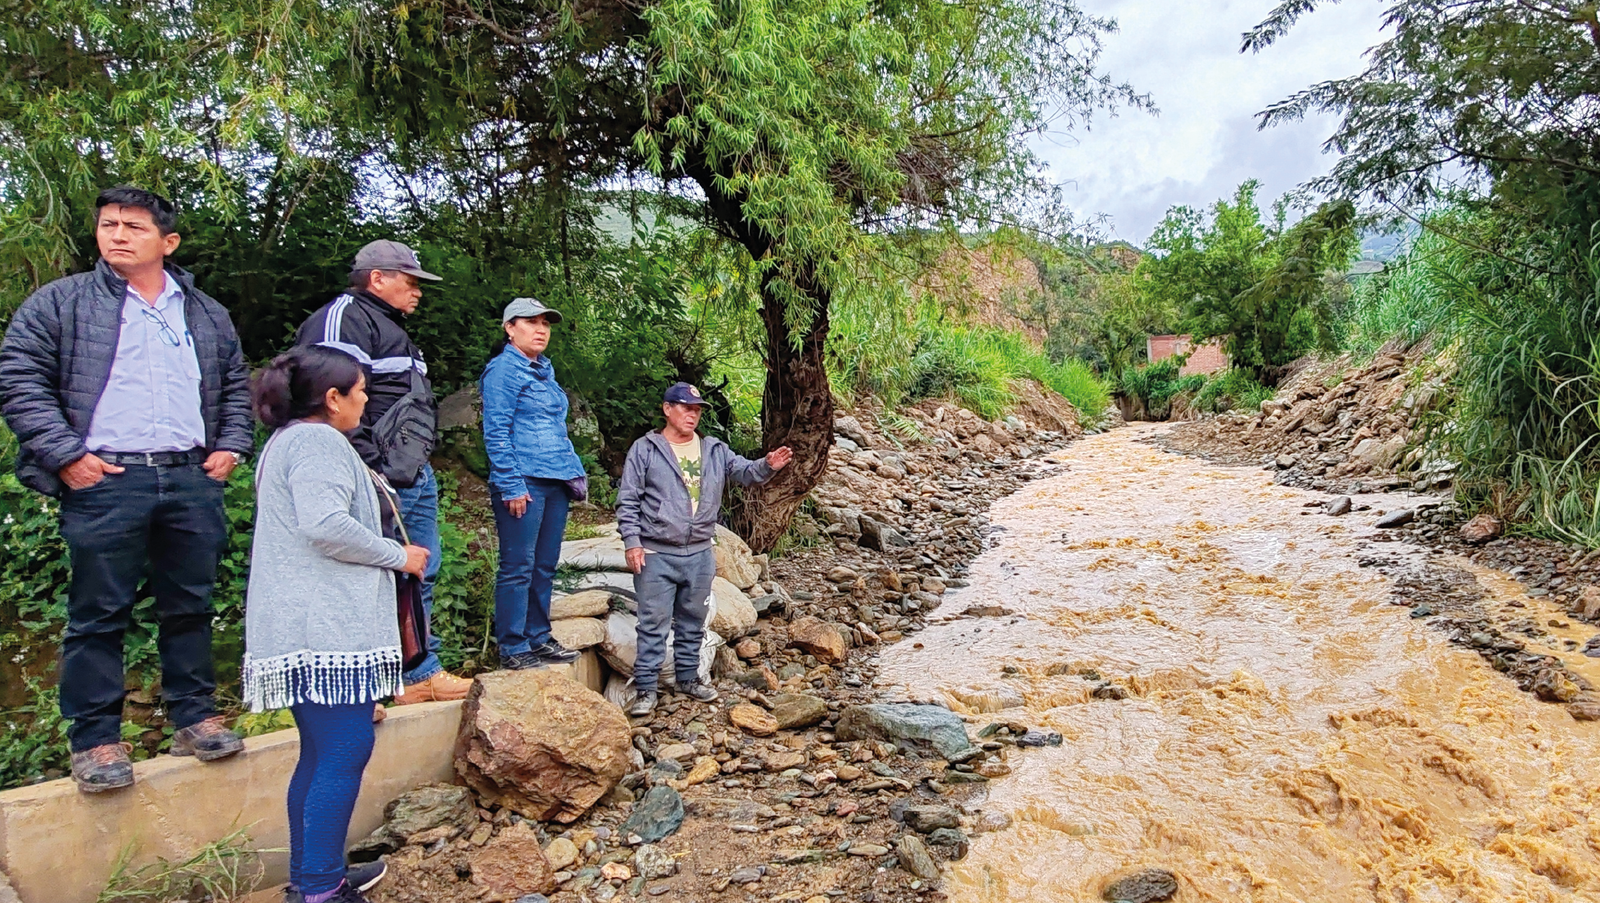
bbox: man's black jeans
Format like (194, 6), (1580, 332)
(56, 461), (228, 751)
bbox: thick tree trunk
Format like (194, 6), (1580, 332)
(728, 268), (834, 552)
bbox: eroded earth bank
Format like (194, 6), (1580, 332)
(881, 422), (1600, 902)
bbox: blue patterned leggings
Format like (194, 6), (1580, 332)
(288, 702), (376, 895)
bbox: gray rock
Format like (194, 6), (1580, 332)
(896, 834), (941, 880)
(351, 783), (476, 854)
(1376, 509), (1416, 529)
(835, 704), (978, 761)
(1325, 496), (1352, 516)
(1101, 868), (1179, 903)
(1016, 729), (1063, 748)
(834, 415), (874, 448)
(901, 804), (960, 833)
(634, 843), (679, 879)
(771, 693), (829, 729)
(621, 785), (685, 843)
(859, 517), (911, 551)
(926, 827), (969, 859)
(729, 866), (764, 884)
(514, 896), (550, 903)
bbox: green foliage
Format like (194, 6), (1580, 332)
(0, 679), (71, 789)
(1191, 368), (1275, 414)
(1117, 359), (1202, 421)
(428, 470), (497, 674)
(1139, 181), (1357, 383)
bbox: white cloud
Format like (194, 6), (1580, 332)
(1039, 0), (1388, 243)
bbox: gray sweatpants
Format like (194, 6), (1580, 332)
(632, 548), (717, 692)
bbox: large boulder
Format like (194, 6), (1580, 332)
(600, 610), (641, 676)
(714, 525), (763, 589)
(455, 669), (633, 823)
(835, 703), (977, 761)
(551, 617), (606, 650)
(550, 589), (615, 620)
(710, 577), (758, 639)
(468, 822), (557, 901)
(789, 616), (847, 664)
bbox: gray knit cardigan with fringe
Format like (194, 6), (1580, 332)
(242, 421), (406, 711)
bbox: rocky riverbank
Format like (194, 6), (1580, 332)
(361, 387), (1091, 903)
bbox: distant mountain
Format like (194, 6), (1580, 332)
(1359, 223), (1421, 262)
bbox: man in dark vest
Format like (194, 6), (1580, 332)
(295, 241), (472, 703)
(0, 186), (250, 792)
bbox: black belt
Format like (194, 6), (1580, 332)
(99, 449), (208, 466)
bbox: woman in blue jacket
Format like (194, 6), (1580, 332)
(481, 298), (586, 669)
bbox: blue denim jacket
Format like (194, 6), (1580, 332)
(480, 345), (584, 498)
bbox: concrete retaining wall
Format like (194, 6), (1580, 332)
(0, 653), (604, 903)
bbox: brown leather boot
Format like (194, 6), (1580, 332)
(71, 742), (134, 793)
(394, 671), (473, 704)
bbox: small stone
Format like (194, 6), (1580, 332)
(735, 637), (762, 659)
(1101, 867), (1179, 902)
(896, 834), (941, 880)
(1376, 509), (1415, 529)
(827, 566), (860, 583)
(545, 837), (580, 871)
(902, 805), (960, 833)
(1533, 668), (1581, 703)
(515, 895), (550, 903)
(600, 862), (632, 882)
(621, 786), (685, 843)
(730, 866), (763, 884)
(789, 617), (848, 664)
(1016, 729), (1063, 748)
(684, 756), (720, 786)
(926, 827), (969, 859)
(1325, 496), (1352, 516)
(469, 823), (493, 846)
(765, 751), (807, 772)
(655, 743), (697, 763)
(848, 843), (890, 857)
(835, 764), (863, 781)
(730, 703), (780, 736)
(1459, 513), (1502, 544)
(633, 844), (678, 879)
(771, 694), (829, 730)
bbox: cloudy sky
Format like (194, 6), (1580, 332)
(1037, 0), (1388, 244)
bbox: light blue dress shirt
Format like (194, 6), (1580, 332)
(84, 271), (207, 453)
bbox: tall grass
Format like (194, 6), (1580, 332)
(1342, 211), (1600, 545)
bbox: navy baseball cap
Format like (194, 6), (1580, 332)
(664, 382), (708, 406)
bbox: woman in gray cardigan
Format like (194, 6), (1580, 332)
(244, 345), (428, 903)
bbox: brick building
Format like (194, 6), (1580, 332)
(1147, 335), (1229, 376)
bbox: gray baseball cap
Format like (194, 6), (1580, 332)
(502, 297), (564, 324)
(352, 240), (442, 281)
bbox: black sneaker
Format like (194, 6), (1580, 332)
(532, 640), (580, 664)
(499, 650), (547, 671)
(283, 860), (387, 902)
(678, 681), (719, 703)
(628, 691), (659, 717)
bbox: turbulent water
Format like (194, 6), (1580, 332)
(878, 423), (1600, 902)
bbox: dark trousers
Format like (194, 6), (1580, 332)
(490, 478), (569, 656)
(56, 462), (227, 751)
(632, 548), (716, 692)
(288, 701), (376, 896)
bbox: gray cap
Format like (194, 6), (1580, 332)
(502, 297), (563, 324)
(352, 240), (442, 281)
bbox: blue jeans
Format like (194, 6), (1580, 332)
(490, 478), (569, 656)
(56, 462), (228, 751)
(288, 702), (375, 896)
(396, 463), (443, 683)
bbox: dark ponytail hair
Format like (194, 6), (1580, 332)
(251, 345), (365, 429)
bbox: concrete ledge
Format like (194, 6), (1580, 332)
(0, 652), (606, 903)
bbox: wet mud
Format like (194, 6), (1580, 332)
(879, 423), (1600, 902)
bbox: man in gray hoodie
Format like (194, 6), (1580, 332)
(616, 382), (791, 716)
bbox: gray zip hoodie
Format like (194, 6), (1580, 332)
(616, 431), (775, 554)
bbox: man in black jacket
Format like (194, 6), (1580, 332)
(0, 186), (251, 792)
(295, 240), (472, 704)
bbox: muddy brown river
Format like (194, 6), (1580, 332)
(878, 424), (1600, 902)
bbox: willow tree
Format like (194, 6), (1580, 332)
(0, 0), (370, 323)
(371, 0), (1140, 548)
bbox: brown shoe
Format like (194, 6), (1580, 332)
(171, 716), (244, 761)
(71, 742), (135, 793)
(394, 671), (473, 705)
